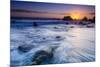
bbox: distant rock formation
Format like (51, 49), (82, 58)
(81, 16), (88, 21)
(62, 16), (73, 21)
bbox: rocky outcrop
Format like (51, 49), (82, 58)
(32, 49), (53, 65)
(18, 45), (34, 53)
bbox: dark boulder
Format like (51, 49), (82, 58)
(42, 37), (46, 40)
(56, 36), (61, 39)
(32, 50), (53, 65)
(54, 27), (58, 29)
(33, 22), (38, 27)
(70, 26), (74, 28)
(55, 36), (65, 41)
(62, 16), (73, 21)
(18, 45), (34, 53)
(66, 22), (69, 24)
(56, 36), (61, 38)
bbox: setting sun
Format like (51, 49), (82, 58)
(70, 12), (81, 20)
(71, 14), (80, 20)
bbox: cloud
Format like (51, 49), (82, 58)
(11, 9), (69, 15)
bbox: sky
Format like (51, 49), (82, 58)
(11, 1), (95, 20)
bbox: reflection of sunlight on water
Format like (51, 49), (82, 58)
(54, 27), (95, 63)
(71, 28), (84, 46)
(67, 28), (95, 48)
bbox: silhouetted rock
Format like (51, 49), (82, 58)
(18, 45), (34, 53)
(62, 16), (73, 21)
(91, 16), (95, 23)
(33, 22), (38, 27)
(79, 17), (89, 25)
(66, 22), (69, 24)
(81, 17), (88, 21)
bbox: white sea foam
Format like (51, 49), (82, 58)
(10, 24), (95, 65)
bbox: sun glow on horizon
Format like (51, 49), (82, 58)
(71, 13), (81, 20)
(69, 10), (87, 20)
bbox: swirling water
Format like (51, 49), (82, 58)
(10, 22), (95, 66)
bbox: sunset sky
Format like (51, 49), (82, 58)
(11, 1), (95, 20)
